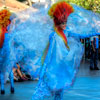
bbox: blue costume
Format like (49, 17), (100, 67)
(0, 35), (15, 93)
(0, 12), (16, 94)
(0, 1), (100, 100)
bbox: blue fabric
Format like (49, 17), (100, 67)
(32, 31), (84, 100)
(65, 4), (100, 38)
(13, 64), (17, 68)
(7, 8), (53, 78)
(0, 13), (17, 74)
(0, 33), (16, 73)
(0, 72), (5, 90)
(9, 70), (14, 88)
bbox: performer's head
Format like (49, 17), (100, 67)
(48, 1), (74, 30)
(0, 9), (11, 28)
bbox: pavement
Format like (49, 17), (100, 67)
(0, 60), (100, 100)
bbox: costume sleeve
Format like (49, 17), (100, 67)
(65, 4), (100, 39)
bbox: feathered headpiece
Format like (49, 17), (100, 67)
(0, 9), (11, 28)
(0, 9), (11, 48)
(48, 1), (74, 25)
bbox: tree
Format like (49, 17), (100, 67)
(65, 0), (100, 13)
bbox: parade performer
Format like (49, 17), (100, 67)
(0, 3), (49, 95)
(32, 1), (83, 100)
(0, 8), (15, 94)
(0, 0), (34, 94)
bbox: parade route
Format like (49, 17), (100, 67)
(0, 60), (100, 100)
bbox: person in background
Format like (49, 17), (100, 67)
(13, 63), (29, 82)
(90, 36), (100, 70)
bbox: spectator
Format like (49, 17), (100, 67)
(90, 36), (100, 70)
(13, 63), (29, 82)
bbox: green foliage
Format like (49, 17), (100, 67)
(65, 0), (100, 13)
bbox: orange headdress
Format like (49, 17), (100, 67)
(0, 9), (11, 28)
(0, 9), (11, 48)
(48, 1), (74, 26)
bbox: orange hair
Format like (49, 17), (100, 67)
(0, 9), (11, 48)
(0, 9), (11, 28)
(48, 1), (74, 26)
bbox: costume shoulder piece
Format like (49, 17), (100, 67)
(65, 4), (100, 38)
